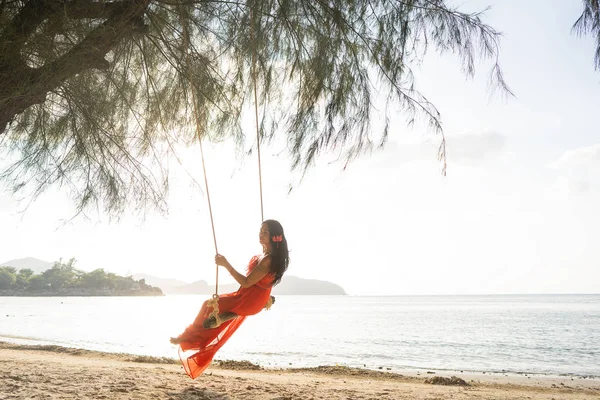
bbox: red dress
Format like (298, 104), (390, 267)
(177, 255), (274, 379)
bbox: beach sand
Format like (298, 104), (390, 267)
(1, 342), (598, 399)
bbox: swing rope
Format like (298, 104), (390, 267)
(181, 5), (265, 325)
(251, 10), (265, 223)
(179, 11), (223, 325)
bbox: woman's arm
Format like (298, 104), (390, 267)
(215, 255), (271, 289)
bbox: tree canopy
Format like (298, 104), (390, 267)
(0, 258), (163, 295)
(0, 1), (598, 215)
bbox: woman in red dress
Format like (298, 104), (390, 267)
(170, 219), (289, 379)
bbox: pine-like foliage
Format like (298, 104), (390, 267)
(1, 1), (516, 214)
(573, 0), (600, 70)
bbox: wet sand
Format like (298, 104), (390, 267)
(1, 342), (598, 399)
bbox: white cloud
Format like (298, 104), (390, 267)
(548, 143), (600, 193)
(445, 131), (507, 165)
(366, 130), (507, 170)
(549, 143), (600, 170)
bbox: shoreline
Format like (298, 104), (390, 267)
(1, 343), (599, 400)
(1, 338), (597, 382)
(1, 341), (599, 392)
(1, 340), (598, 384)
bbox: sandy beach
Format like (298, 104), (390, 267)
(0, 342), (598, 399)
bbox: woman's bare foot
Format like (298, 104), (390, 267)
(169, 336), (183, 345)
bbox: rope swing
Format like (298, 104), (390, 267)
(182, 5), (265, 325)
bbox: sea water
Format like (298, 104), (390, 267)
(0, 294), (598, 377)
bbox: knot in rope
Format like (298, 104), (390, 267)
(207, 294), (223, 328)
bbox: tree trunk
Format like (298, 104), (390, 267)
(0, 0), (151, 133)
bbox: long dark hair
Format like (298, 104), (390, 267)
(264, 219), (289, 286)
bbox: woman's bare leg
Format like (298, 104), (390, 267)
(170, 300), (211, 344)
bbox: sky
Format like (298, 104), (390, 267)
(1, 0), (599, 295)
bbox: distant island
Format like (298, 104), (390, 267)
(0, 258), (162, 297)
(1, 257), (347, 296)
(133, 274), (347, 296)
